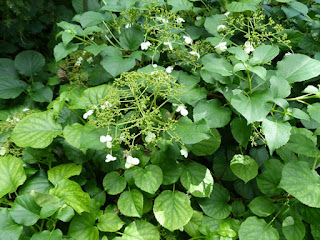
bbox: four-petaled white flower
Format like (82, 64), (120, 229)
(152, 64), (158, 68)
(125, 155), (140, 168)
(176, 105), (188, 116)
(105, 154), (117, 162)
(141, 41), (151, 50)
(217, 25), (226, 31)
(215, 42), (227, 54)
(87, 57), (93, 64)
(145, 131), (156, 143)
(244, 41), (254, 54)
(189, 51), (200, 58)
(0, 147), (6, 156)
(180, 147), (188, 158)
(163, 41), (173, 50)
(100, 135), (113, 148)
(176, 17), (185, 23)
(166, 66), (174, 73)
(83, 110), (94, 119)
(183, 36), (192, 44)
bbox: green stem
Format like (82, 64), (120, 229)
(64, 103), (87, 124)
(312, 152), (320, 170)
(286, 94), (317, 101)
(267, 201), (288, 227)
(189, 237), (206, 240)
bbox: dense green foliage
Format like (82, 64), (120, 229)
(1, 0), (320, 239)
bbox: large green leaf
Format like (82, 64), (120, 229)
(0, 58), (18, 79)
(97, 213), (125, 232)
(198, 184), (232, 219)
(285, 133), (319, 157)
(14, 50), (45, 76)
(262, 118), (292, 154)
(227, 0), (261, 12)
(276, 54), (320, 83)
(48, 163), (82, 186)
(49, 179), (90, 214)
(11, 111), (62, 148)
(10, 194), (41, 226)
(117, 189), (144, 217)
(250, 45), (279, 65)
(248, 196), (276, 217)
(180, 162), (214, 198)
(0, 208), (23, 240)
(0, 77), (27, 99)
(308, 103), (320, 123)
(239, 216), (279, 240)
(133, 165), (163, 194)
(230, 90), (273, 124)
(191, 128), (221, 156)
(30, 230), (63, 240)
(68, 213), (99, 240)
(0, 155), (26, 198)
(153, 190), (193, 231)
(80, 11), (105, 28)
(257, 159), (283, 195)
(103, 172), (127, 195)
(282, 216), (305, 240)
(279, 161), (320, 208)
(54, 42), (79, 62)
(119, 26), (144, 51)
(230, 154), (259, 183)
(122, 221), (160, 240)
(102, 55), (136, 77)
(202, 55), (233, 76)
(230, 117), (251, 148)
(19, 170), (53, 195)
(174, 117), (211, 145)
(193, 99), (232, 128)
(167, 0), (193, 11)
(100, 0), (137, 12)
(184, 211), (203, 238)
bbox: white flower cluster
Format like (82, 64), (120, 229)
(244, 41), (255, 54)
(75, 56), (83, 66)
(180, 147), (188, 158)
(100, 101), (112, 110)
(100, 135), (113, 148)
(163, 41), (173, 50)
(183, 36), (192, 44)
(215, 42), (227, 54)
(176, 105), (188, 116)
(176, 17), (185, 23)
(125, 155), (140, 168)
(83, 109), (94, 119)
(6, 116), (20, 123)
(141, 41), (151, 50)
(105, 154), (116, 162)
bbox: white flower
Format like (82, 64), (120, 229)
(13, 117), (20, 122)
(125, 155), (140, 168)
(176, 105), (188, 116)
(217, 25), (226, 31)
(176, 17), (185, 23)
(145, 131), (156, 143)
(189, 51), (200, 58)
(100, 135), (113, 148)
(180, 148), (188, 158)
(105, 154), (117, 162)
(140, 41), (151, 50)
(152, 64), (158, 68)
(224, 12), (230, 17)
(285, 52), (292, 56)
(125, 23), (132, 28)
(75, 56), (83, 66)
(183, 36), (192, 44)
(87, 57), (93, 64)
(215, 42), (227, 54)
(244, 41), (254, 54)
(23, 108), (30, 112)
(166, 66), (174, 73)
(159, 17), (169, 23)
(196, 16), (202, 20)
(163, 41), (173, 50)
(0, 147), (6, 156)
(83, 110), (94, 119)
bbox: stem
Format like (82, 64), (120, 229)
(286, 94), (317, 101)
(312, 152), (320, 170)
(267, 201), (289, 227)
(189, 236), (206, 240)
(64, 103), (86, 124)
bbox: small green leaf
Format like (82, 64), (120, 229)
(257, 159), (283, 195)
(30, 82), (53, 103)
(97, 213), (125, 232)
(285, 133), (319, 157)
(191, 128), (221, 156)
(85, 44), (108, 56)
(102, 55), (136, 77)
(10, 194), (41, 226)
(14, 50), (45, 76)
(0, 58), (18, 79)
(68, 213), (99, 240)
(0, 155), (26, 198)
(262, 118), (292, 154)
(193, 99), (232, 128)
(279, 161), (320, 208)
(308, 103), (320, 123)
(122, 221), (160, 240)
(167, 0), (193, 11)
(118, 189), (144, 217)
(248, 196), (276, 217)
(11, 111), (62, 148)
(30, 229), (63, 240)
(133, 165), (163, 194)
(153, 190), (193, 231)
(100, 0), (137, 12)
(239, 216), (279, 240)
(180, 162), (214, 198)
(230, 154), (258, 183)
(48, 163), (82, 186)
(0, 208), (23, 240)
(184, 211), (203, 238)
(0, 77), (27, 99)
(54, 43), (79, 62)
(227, 0), (261, 12)
(230, 90), (273, 124)
(119, 26), (144, 51)
(103, 172), (127, 195)
(80, 11), (105, 28)
(50, 179), (90, 214)
(230, 117), (251, 148)
(198, 184), (232, 219)
(203, 55), (233, 76)
(282, 216), (305, 240)
(250, 45), (279, 64)
(270, 76), (291, 98)
(174, 117), (211, 145)
(276, 54), (320, 83)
